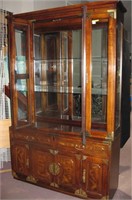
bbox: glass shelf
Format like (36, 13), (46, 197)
(16, 84), (107, 95)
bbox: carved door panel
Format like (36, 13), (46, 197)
(82, 156), (109, 199)
(11, 143), (29, 176)
(54, 151), (81, 192)
(31, 147), (54, 185)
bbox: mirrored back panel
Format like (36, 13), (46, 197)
(34, 21), (108, 130)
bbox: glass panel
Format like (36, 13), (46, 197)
(14, 27), (29, 124)
(92, 24), (108, 124)
(34, 30), (82, 131)
(115, 23), (123, 128)
(16, 79), (28, 121)
(15, 29), (27, 74)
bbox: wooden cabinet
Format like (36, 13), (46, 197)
(11, 142), (29, 176)
(8, 1), (130, 199)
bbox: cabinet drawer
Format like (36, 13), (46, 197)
(83, 141), (110, 159)
(56, 136), (110, 159)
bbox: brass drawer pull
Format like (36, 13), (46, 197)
(82, 169), (86, 183)
(75, 144), (85, 151)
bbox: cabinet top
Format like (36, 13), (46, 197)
(11, 0), (126, 21)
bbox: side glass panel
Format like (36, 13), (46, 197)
(16, 79), (28, 120)
(115, 23), (123, 128)
(15, 28), (29, 123)
(92, 23), (108, 127)
(15, 29), (27, 74)
(34, 28), (82, 131)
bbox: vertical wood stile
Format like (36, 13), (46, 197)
(81, 6), (87, 144)
(29, 21), (35, 124)
(68, 31), (73, 118)
(107, 16), (116, 135)
(8, 17), (18, 127)
(85, 17), (92, 134)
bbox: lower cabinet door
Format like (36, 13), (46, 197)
(82, 156), (109, 199)
(11, 143), (29, 176)
(31, 147), (54, 185)
(31, 147), (81, 192)
(54, 151), (81, 192)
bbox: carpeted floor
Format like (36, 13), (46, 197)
(0, 113), (131, 200)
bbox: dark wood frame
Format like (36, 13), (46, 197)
(8, 1), (130, 199)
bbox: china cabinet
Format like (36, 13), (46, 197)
(8, 1), (130, 199)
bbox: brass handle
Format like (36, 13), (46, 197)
(75, 144), (85, 151)
(82, 169), (86, 183)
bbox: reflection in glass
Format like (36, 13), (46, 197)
(34, 25), (108, 129)
(34, 30), (82, 127)
(16, 79), (28, 121)
(115, 23), (123, 128)
(15, 29), (27, 74)
(92, 24), (108, 123)
(15, 28), (29, 123)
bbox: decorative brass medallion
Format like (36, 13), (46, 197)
(49, 163), (60, 176)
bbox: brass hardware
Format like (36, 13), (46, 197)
(107, 131), (114, 141)
(50, 182), (59, 188)
(82, 155), (87, 160)
(75, 154), (81, 160)
(75, 188), (87, 198)
(107, 9), (116, 19)
(101, 195), (109, 200)
(49, 163), (60, 176)
(92, 19), (99, 24)
(49, 149), (59, 155)
(103, 159), (109, 165)
(29, 19), (36, 23)
(82, 169), (86, 183)
(26, 175), (37, 183)
(75, 144), (85, 151)
(12, 171), (18, 178)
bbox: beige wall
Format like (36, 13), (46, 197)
(1, 0), (34, 14)
(34, 1), (66, 10)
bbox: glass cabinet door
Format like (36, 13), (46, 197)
(34, 19), (82, 131)
(9, 19), (33, 127)
(92, 23), (108, 127)
(15, 28), (29, 122)
(90, 15), (116, 135)
(33, 11), (116, 138)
